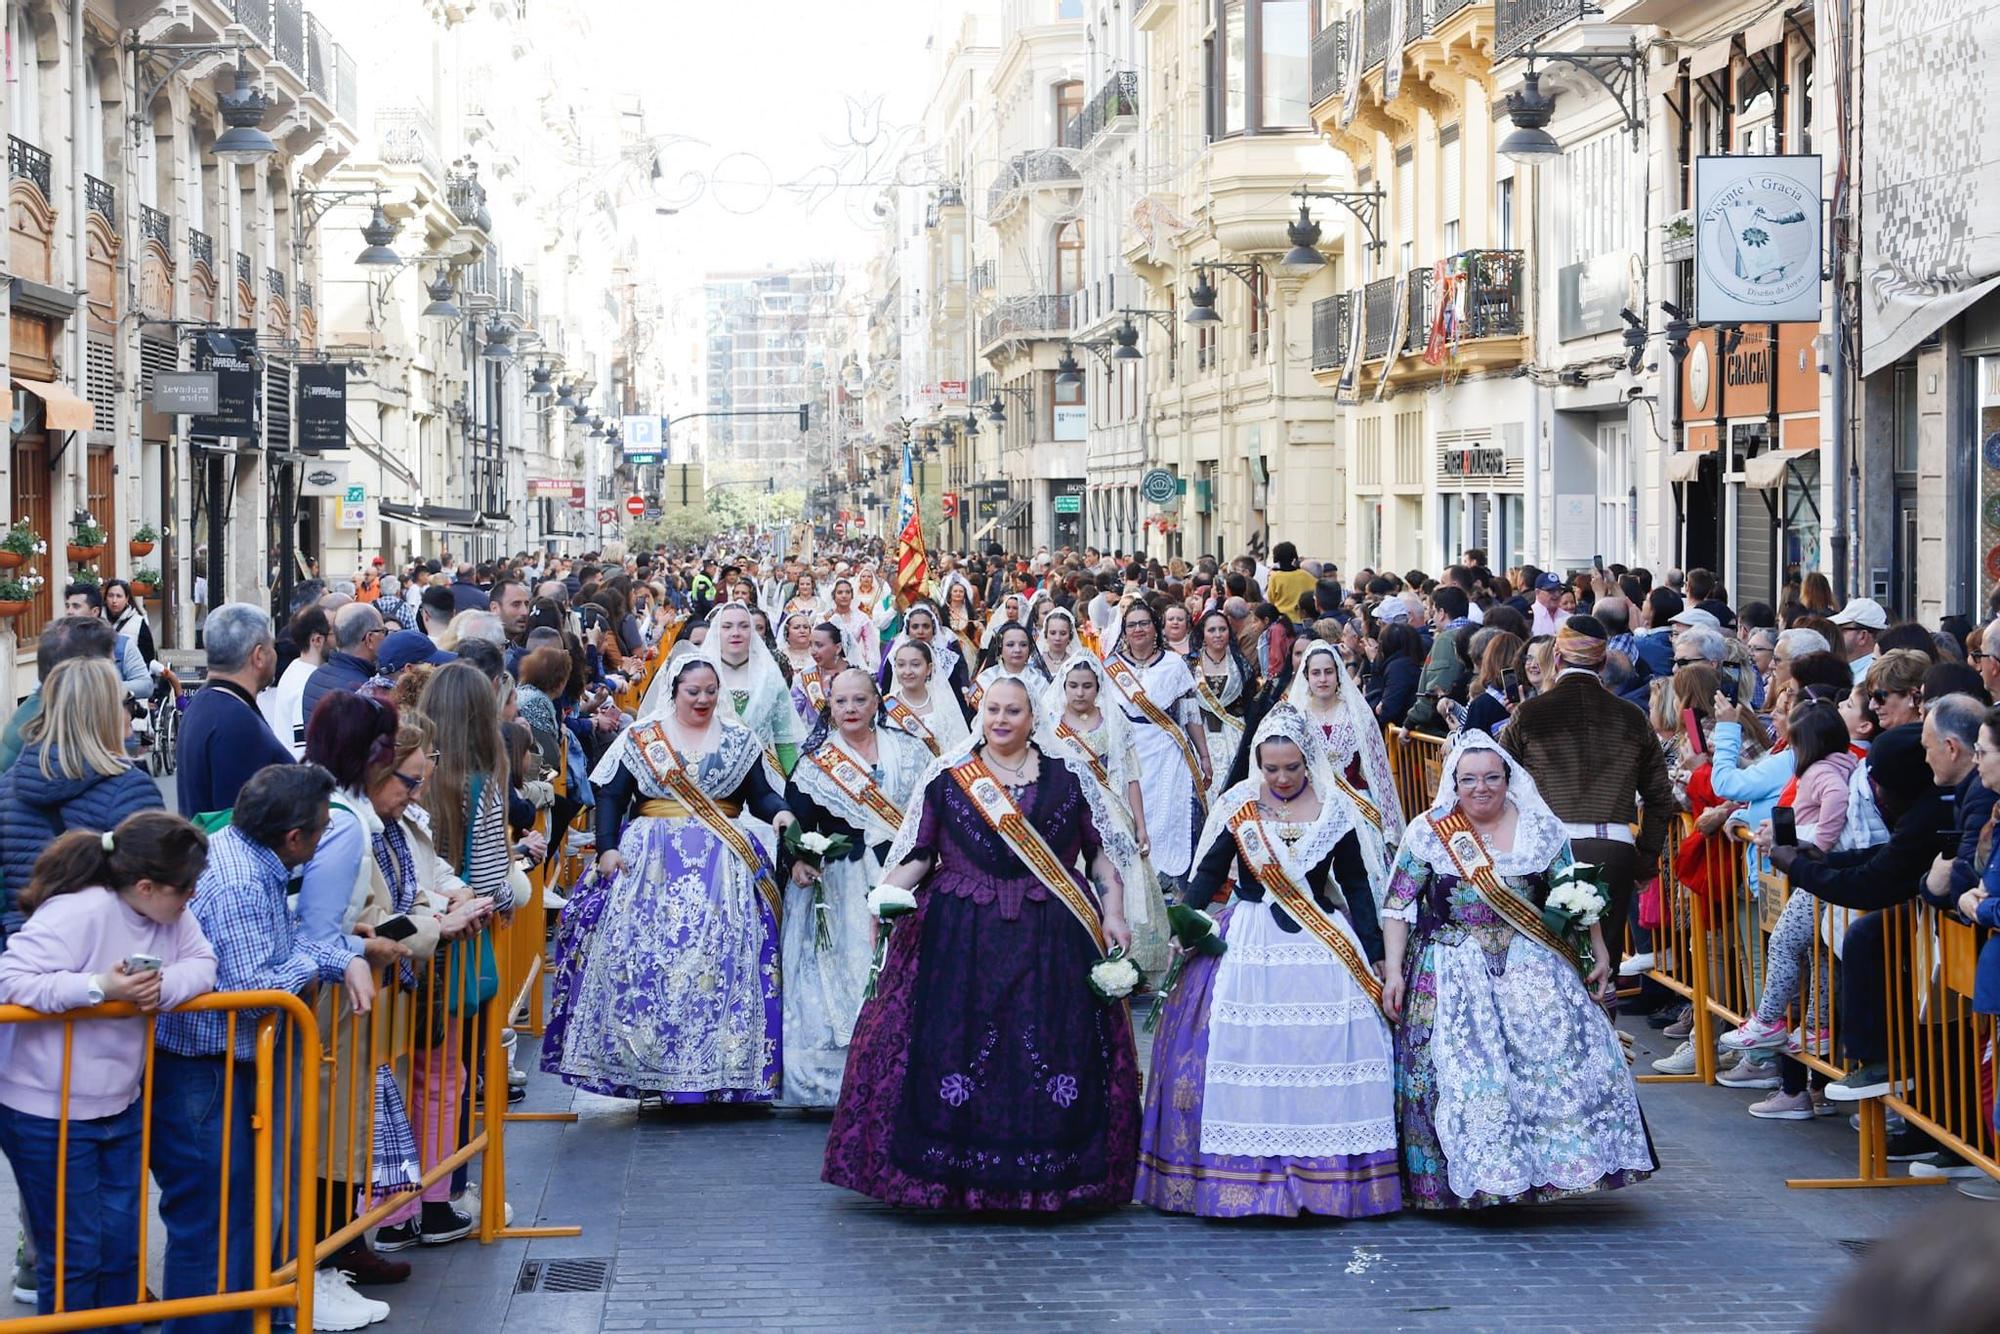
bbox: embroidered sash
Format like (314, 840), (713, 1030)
(1054, 720), (1112, 790)
(804, 743), (906, 833)
(884, 698), (939, 756)
(628, 722), (783, 921)
(1429, 810), (1582, 971)
(1105, 653), (1208, 806)
(1226, 802), (1383, 1003)
(799, 667), (827, 711)
(945, 756), (1107, 953)
(1193, 671), (1246, 736)
(1332, 771), (1384, 832)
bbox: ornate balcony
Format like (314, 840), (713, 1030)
(84, 175), (116, 224)
(189, 229), (214, 270)
(235, 252), (252, 287)
(1062, 71), (1139, 151)
(378, 104), (444, 181)
(1361, 277), (1399, 360)
(1310, 20), (1349, 107)
(267, 267), (287, 299)
(298, 280), (314, 311)
(978, 293), (1075, 350)
(986, 150), (1079, 220)
(140, 204), (172, 250)
(304, 14), (329, 99)
(447, 167), (491, 232)
(8, 136), (51, 197)
(1316, 251), (1527, 388)
(232, 0), (271, 47)
(1496, 0), (1588, 58)
(273, 0), (305, 74)
(1310, 293), (1353, 371)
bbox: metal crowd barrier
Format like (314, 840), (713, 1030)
(0, 905), (578, 1333)
(1382, 726), (1444, 823)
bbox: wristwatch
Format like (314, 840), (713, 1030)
(85, 973), (107, 1006)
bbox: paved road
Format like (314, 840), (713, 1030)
(366, 1019), (1947, 1334)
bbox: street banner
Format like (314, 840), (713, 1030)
(296, 363), (347, 451)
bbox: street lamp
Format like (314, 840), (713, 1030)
(528, 363), (554, 397)
(355, 204), (402, 267)
(570, 400), (591, 425)
(420, 270), (460, 319)
(1184, 271), (1221, 324)
(554, 381), (576, 408)
(1055, 346), (1084, 387)
(480, 318), (515, 361)
(1111, 308), (1177, 362)
(1278, 186), (1387, 272)
(588, 414), (607, 438)
(1498, 42), (1646, 165)
(212, 57), (276, 165)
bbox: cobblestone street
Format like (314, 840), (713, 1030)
(368, 1020), (1943, 1333)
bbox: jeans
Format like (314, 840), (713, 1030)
(0, 1100), (143, 1331)
(148, 1052), (259, 1334)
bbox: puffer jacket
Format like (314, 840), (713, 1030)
(0, 743), (164, 938)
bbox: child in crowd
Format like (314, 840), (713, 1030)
(0, 813), (215, 1324)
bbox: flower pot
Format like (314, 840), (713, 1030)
(129, 581), (156, 597)
(129, 540), (155, 558)
(0, 551), (21, 570)
(66, 543), (104, 562)
(0, 600), (28, 618)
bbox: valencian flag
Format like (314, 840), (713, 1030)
(894, 442), (930, 607)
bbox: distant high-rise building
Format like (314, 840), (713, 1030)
(703, 269), (834, 476)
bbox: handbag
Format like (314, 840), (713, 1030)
(1637, 875), (1663, 930)
(443, 774), (501, 1016)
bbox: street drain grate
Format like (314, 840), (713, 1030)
(515, 1257), (611, 1294)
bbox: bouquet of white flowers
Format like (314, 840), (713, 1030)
(1145, 904), (1227, 1032)
(784, 824), (854, 951)
(1087, 946), (1142, 1003)
(863, 884), (919, 998)
(1542, 863), (1611, 979)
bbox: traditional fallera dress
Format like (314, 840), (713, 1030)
(823, 740), (1142, 1211)
(1189, 646), (1251, 807)
(1385, 734), (1656, 1208)
(1289, 644), (1406, 908)
(541, 707), (789, 1102)
(779, 724), (931, 1107)
(789, 661), (832, 731)
(881, 683), (970, 758)
(1136, 707), (1401, 1219)
(1104, 646), (1209, 885)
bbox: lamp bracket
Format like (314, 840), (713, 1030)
(1295, 186), (1388, 257)
(1515, 40), (1647, 148)
(1068, 339), (1119, 368)
(126, 38), (247, 140)
(1119, 307), (1177, 340)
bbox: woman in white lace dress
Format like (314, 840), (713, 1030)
(1286, 642), (1405, 908)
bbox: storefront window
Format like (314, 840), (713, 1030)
(1977, 357), (2000, 607)
(1782, 452), (1822, 587)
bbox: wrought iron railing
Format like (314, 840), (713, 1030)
(1310, 293), (1353, 371)
(507, 268), (524, 314)
(267, 267), (287, 299)
(987, 150), (1079, 215)
(140, 204), (172, 250)
(235, 253), (252, 287)
(232, 0), (271, 47)
(84, 174), (116, 224)
(333, 45), (358, 124)
(304, 14), (329, 98)
(1362, 276), (1399, 360)
(189, 229), (214, 269)
(8, 136), (50, 197)
(1496, 0), (1586, 58)
(970, 261), (994, 293)
(1458, 249), (1527, 337)
(935, 182), (963, 208)
(1065, 71), (1139, 150)
(447, 170), (489, 227)
(298, 280), (314, 311)
(378, 104), (443, 179)
(1363, 0), (1393, 69)
(1310, 19), (1349, 106)
(1404, 266), (1434, 353)
(979, 293), (1075, 348)
(272, 0), (305, 73)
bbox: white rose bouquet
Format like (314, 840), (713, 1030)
(1087, 946), (1142, 1004)
(863, 884), (919, 998)
(784, 824), (854, 950)
(1542, 863), (1611, 979)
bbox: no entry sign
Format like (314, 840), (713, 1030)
(625, 495), (646, 517)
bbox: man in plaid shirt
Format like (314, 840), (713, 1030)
(150, 764), (373, 1326)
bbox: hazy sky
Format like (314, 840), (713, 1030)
(587, 0), (955, 281)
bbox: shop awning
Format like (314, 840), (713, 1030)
(1745, 448), (1814, 490)
(379, 501), (489, 535)
(1665, 451), (1708, 483)
(13, 376), (94, 432)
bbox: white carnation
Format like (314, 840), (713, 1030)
(799, 831), (834, 855)
(867, 884), (918, 919)
(1089, 955), (1141, 1000)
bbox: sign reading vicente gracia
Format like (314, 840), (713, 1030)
(1693, 155), (1823, 325)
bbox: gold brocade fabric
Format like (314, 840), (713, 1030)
(637, 796), (744, 820)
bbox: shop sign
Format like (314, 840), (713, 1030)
(1694, 155), (1823, 324)
(295, 363), (347, 451)
(192, 329), (258, 438)
(1557, 253), (1632, 343)
(1439, 444), (1509, 480)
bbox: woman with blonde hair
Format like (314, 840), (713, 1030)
(0, 658), (163, 908)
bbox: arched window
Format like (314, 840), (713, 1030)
(1054, 220), (1084, 297)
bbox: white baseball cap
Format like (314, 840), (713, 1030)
(1668, 607), (1721, 630)
(1830, 597), (1889, 632)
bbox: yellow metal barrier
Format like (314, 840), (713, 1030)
(1883, 902), (2000, 1183)
(1382, 726), (1444, 821)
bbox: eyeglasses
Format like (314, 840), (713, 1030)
(1671, 657), (1704, 668)
(1973, 651), (1991, 664)
(1454, 773), (1506, 790)
(1870, 689), (1914, 704)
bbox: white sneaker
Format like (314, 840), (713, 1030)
(1717, 1055), (1782, 1089)
(542, 887), (569, 910)
(1651, 1040), (1698, 1075)
(311, 1269), (387, 1331)
(1618, 952), (1657, 977)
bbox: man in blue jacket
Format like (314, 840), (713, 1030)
(299, 602), (384, 724)
(176, 602), (293, 820)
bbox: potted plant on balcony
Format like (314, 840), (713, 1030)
(0, 569), (45, 619)
(1662, 212), (1694, 263)
(66, 565), (101, 589)
(130, 522), (158, 558)
(0, 519), (46, 571)
(130, 565), (160, 598)
(67, 512), (106, 562)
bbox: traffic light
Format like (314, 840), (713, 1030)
(797, 402), (810, 433)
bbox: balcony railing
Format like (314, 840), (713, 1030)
(1063, 71), (1139, 150)
(447, 169), (490, 229)
(936, 182), (963, 209)
(304, 14), (329, 98)
(189, 229), (214, 269)
(232, 0), (271, 46)
(1363, 0), (1393, 70)
(84, 175), (116, 224)
(979, 293), (1075, 348)
(1458, 249), (1527, 337)
(1310, 293), (1353, 371)
(140, 204), (172, 250)
(1361, 277), (1399, 360)
(235, 253), (252, 287)
(1404, 265), (1435, 354)
(298, 280), (314, 311)
(1310, 20), (1349, 106)
(970, 260), (995, 293)
(267, 267), (287, 299)
(8, 136), (51, 197)
(273, 0), (305, 74)
(334, 45), (358, 124)
(1496, 0), (1588, 58)
(378, 104), (444, 180)
(986, 150), (1080, 215)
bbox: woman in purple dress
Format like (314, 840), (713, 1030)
(823, 676), (1143, 1211)
(1136, 705), (1401, 1219)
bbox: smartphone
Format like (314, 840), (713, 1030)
(1771, 807), (1797, 848)
(1592, 553), (1604, 573)
(374, 914), (421, 943)
(1682, 707), (1706, 754)
(124, 953), (163, 974)
(1718, 675), (1739, 706)
(1502, 668), (1520, 703)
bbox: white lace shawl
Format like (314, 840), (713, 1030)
(790, 723), (932, 848)
(1190, 703), (1358, 887)
(1398, 730), (1571, 879)
(980, 596), (1031, 648)
(884, 603), (961, 683)
(1106, 644), (1199, 724)
(883, 684), (971, 752)
(590, 705), (763, 797)
(1034, 655), (1141, 796)
(1286, 642), (1405, 843)
(1190, 646), (1247, 710)
(1036, 607), (1084, 673)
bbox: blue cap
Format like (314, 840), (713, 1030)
(1534, 572), (1564, 592)
(379, 629), (454, 674)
